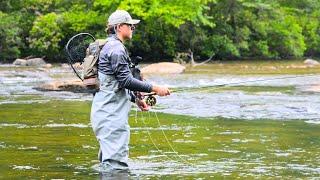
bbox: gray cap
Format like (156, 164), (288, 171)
(108, 10), (140, 26)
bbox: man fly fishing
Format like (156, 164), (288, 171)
(90, 10), (171, 171)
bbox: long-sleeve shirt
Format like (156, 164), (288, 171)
(98, 35), (152, 101)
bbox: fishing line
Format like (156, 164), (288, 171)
(135, 109), (178, 163)
(146, 111), (191, 163)
(140, 111), (219, 173)
(152, 111), (197, 166)
(134, 108), (138, 124)
(146, 71), (320, 166)
(139, 72), (320, 167)
(135, 109), (221, 174)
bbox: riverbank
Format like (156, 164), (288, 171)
(185, 59), (320, 75)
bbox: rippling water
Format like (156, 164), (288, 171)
(1, 64), (320, 178)
(1, 64), (319, 123)
(148, 73), (320, 123)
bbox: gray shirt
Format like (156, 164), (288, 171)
(98, 35), (152, 93)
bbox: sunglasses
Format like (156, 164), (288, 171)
(122, 23), (135, 31)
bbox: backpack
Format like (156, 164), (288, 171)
(82, 39), (107, 90)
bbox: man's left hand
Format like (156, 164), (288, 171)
(136, 99), (149, 111)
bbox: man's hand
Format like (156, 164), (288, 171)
(152, 85), (170, 96)
(136, 99), (149, 111)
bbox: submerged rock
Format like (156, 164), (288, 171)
(141, 62), (185, 74)
(304, 85), (320, 93)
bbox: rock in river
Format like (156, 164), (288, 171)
(35, 79), (90, 93)
(141, 62), (185, 74)
(304, 59), (319, 66)
(13, 58), (46, 67)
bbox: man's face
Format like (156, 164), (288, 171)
(118, 23), (135, 40)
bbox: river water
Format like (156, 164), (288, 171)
(1, 64), (319, 123)
(1, 64), (320, 179)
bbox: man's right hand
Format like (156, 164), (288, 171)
(152, 85), (171, 96)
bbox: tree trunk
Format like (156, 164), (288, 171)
(189, 49), (215, 67)
(188, 49), (196, 67)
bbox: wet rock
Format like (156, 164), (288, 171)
(13, 59), (27, 66)
(26, 58), (46, 66)
(304, 59), (319, 66)
(35, 79), (89, 93)
(13, 58), (46, 66)
(141, 62), (185, 74)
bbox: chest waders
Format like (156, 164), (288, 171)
(90, 72), (132, 170)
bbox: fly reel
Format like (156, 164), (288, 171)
(145, 95), (157, 106)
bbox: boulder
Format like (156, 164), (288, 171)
(13, 58), (46, 66)
(13, 59), (27, 66)
(35, 79), (88, 93)
(26, 58), (46, 66)
(304, 59), (319, 66)
(141, 62), (185, 74)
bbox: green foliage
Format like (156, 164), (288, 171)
(0, 12), (23, 61)
(119, 0), (215, 27)
(61, 6), (102, 33)
(300, 11), (320, 56)
(203, 35), (240, 59)
(29, 12), (63, 59)
(267, 15), (306, 58)
(118, 0), (216, 60)
(0, 0), (320, 62)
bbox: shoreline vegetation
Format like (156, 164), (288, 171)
(1, 1), (320, 62)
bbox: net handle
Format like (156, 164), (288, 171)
(64, 33), (96, 81)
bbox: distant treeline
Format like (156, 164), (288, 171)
(1, 0), (320, 62)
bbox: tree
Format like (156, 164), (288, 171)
(0, 12), (23, 61)
(29, 12), (63, 59)
(1, 0), (320, 62)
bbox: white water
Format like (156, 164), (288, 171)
(1, 64), (319, 123)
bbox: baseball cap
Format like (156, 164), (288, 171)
(108, 10), (140, 26)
